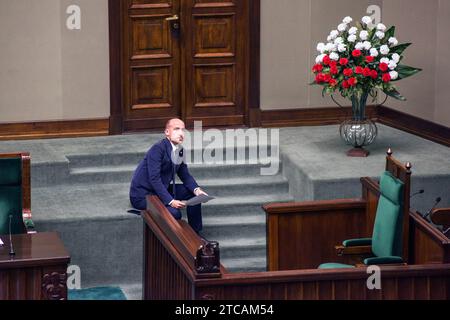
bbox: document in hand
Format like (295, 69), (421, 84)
(184, 194), (215, 206)
(0, 237), (3, 247)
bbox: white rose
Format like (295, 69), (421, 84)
(355, 42), (364, 50)
(348, 27), (358, 35)
(363, 41), (372, 50)
(362, 16), (373, 25)
(370, 48), (379, 57)
(338, 44), (347, 52)
(389, 71), (399, 80)
(388, 60), (398, 70)
(392, 53), (401, 63)
(329, 52), (340, 61)
(359, 30), (369, 41)
(347, 34), (357, 43)
(327, 35), (333, 42)
(376, 31), (385, 40)
(315, 54), (326, 64)
(317, 42), (326, 53)
(380, 57), (390, 64)
(377, 23), (387, 31)
(389, 37), (399, 46)
(334, 37), (344, 45)
(343, 16), (353, 24)
(326, 42), (337, 52)
(380, 45), (390, 55)
(338, 23), (348, 32)
(330, 30), (339, 39)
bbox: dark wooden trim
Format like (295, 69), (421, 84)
(378, 105), (450, 147)
(260, 105), (379, 127)
(263, 198), (366, 214)
(0, 119), (109, 141)
(247, 0), (261, 127)
(108, 0), (123, 135)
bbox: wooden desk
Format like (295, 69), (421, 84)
(0, 232), (70, 300)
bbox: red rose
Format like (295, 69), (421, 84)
(329, 61), (338, 68)
(352, 49), (362, 58)
(315, 73), (324, 83)
(330, 66), (338, 75)
(312, 64), (323, 73)
(382, 73), (391, 83)
(323, 73), (332, 83)
(339, 58), (349, 66)
(343, 68), (353, 77)
(379, 62), (389, 72)
(323, 55), (331, 66)
(342, 80), (350, 89)
(365, 56), (375, 63)
(348, 77), (357, 86)
(355, 66), (364, 74)
(329, 79), (338, 87)
(370, 70), (378, 79)
(363, 67), (372, 77)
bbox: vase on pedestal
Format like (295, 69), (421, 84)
(339, 91), (378, 157)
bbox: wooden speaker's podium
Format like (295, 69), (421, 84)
(0, 232), (70, 300)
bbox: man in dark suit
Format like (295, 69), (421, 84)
(129, 118), (207, 233)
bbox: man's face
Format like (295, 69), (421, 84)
(165, 119), (185, 145)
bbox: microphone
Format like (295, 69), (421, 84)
(410, 189), (424, 198)
(422, 197), (442, 220)
(9, 215), (15, 256)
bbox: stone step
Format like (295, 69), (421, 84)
(66, 160), (282, 184)
(214, 236), (266, 259)
(66, 143), (279, 169)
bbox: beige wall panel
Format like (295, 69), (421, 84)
(434, 0), (450, 127)
(382, 0), (437, 122)
(0, 0), (63, 122)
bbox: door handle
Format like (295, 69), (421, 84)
(166, 14), (180, 30)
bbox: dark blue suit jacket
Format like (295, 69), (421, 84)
(130, 138), (199, 205)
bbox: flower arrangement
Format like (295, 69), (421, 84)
(311, 15), (421, 104)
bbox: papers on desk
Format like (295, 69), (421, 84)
(0, 237), (3, 247)
(184, 194), (215, 206)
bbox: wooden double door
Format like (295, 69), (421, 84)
(118, 0), (250, 131)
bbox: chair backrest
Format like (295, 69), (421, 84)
(0, 157), (25, 235)
(371, 171), (404, 258)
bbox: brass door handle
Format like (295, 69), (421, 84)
(166, 14), (180, 30)
(165, 15), (179, 22)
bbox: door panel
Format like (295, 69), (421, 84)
(123, 0), (181, 130)
(121, 0), (248, 131)
(184, 0), (247, 127)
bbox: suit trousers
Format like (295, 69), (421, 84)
(130, 184), (202, 232)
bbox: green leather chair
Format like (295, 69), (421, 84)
(0, 152), (34, 235)
(318, 171), (405, 269)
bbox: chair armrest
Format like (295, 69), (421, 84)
(335, 245), (372, 256)
(343, 238), (372, 247)
(364, 256), (404, 265)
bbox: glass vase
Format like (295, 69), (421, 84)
(339, 91), (378, 157)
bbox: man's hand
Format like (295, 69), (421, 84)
(194, 188), (208, 197)
(170, 200), (186, 209)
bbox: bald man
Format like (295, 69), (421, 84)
(129, 118), (207, 233)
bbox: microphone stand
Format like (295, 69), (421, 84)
(9, 215), (15, 256)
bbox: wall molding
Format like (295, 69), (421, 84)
(0, 118), (109, 140)
(377, 106), (450, 147)
(259, 105), (378, 127)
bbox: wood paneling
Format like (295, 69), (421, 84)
(0, 119), (109, 140)
(0, 233), (70, 300)
(264, 199), (368, 271)
(109, 0), (258, 133)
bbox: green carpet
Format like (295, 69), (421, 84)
(68, 287), (127, 300)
